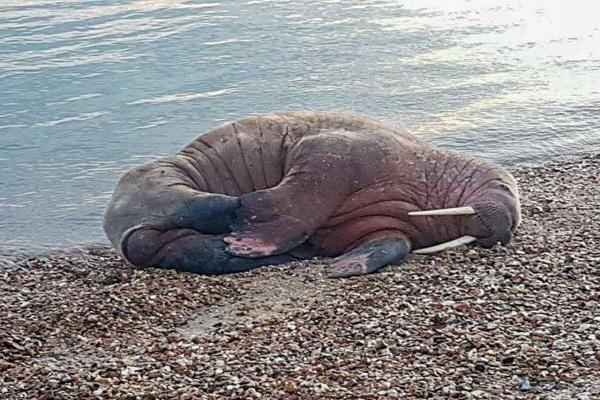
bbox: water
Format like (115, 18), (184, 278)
(1, 0), (599, 261)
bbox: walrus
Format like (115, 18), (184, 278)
(103, 111), (521, 278)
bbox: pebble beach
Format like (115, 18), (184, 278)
(1, 154), (599, 399)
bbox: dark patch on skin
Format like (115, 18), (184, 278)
(231, 122), (259, 192)
(256, 119), (269, 189)
(279, 124), (291, 163)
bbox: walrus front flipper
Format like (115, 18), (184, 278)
(224, 134), (356, 258)
(224, 189), (320, 258)
(327, 234), (411, 278)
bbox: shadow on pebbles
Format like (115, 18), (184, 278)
(1, 154), (599, 399)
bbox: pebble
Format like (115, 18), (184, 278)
(520, 377), (532, 392)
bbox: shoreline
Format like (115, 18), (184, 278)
(1, 152), (599, 399)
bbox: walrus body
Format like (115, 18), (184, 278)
(104, 112), (521, 277)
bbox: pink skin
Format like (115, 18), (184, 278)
(328, 254), (370, 278)
(223, 236), (279, 257)
(303, 150), (520, 257)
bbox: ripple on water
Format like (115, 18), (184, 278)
(36, 111), (107, 127)
(203, 38), (254, 46)
(127, 88), (239, 105)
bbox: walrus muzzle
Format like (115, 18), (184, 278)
(409, 201), (516, 254)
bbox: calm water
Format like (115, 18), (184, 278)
(1, 0), (600, 263)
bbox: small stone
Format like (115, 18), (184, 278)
(520, 377), (531, 391)
(245, 387), (262, 398)
(469, 390), (488, 398)
(0, 360), (13, 371)
(283, 380), (298, 392)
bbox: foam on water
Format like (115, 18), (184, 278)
(1, 0), (599, 258)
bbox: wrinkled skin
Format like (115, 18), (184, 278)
(103, 112), (521, 277)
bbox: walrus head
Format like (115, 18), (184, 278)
(409, 173), (521, 254)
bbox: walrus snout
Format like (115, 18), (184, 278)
(469, 178), (521, 248)
(471, 201), (515, 248)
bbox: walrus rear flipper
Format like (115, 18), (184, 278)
(327, 233), (411, 278)
(124, 229), (295, 275)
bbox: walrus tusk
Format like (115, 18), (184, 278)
(408, 206), (476, 216)
(413, 235), (477, 254)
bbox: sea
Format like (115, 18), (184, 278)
(1, 0), (599, 264)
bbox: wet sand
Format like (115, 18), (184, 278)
(1, 154), (599, 399)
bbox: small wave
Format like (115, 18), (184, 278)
(36, 111), (107, 127)
(243, 0), (274, 5)
(127, 120), (169, 131)
(0, 203), (25, 208)
(12, 191), (36, 198)
(65, 93), (103, 102)
(203, 38), (254, 46)
(46, 93), (103, 106)
(127, 88), (238, 105)
(0, 124), (27, 130)
(0, 51), (140, 74)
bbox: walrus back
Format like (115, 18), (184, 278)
(178, 115), (288, 196)
(177, 111), (403, 196)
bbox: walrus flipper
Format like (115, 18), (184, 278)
(124, 229), (296, 275)
(224, 180), (348, 258)
(225, 134), (356, 258)
(160, 192), (242, 234)
(327, 234), (411, 278)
